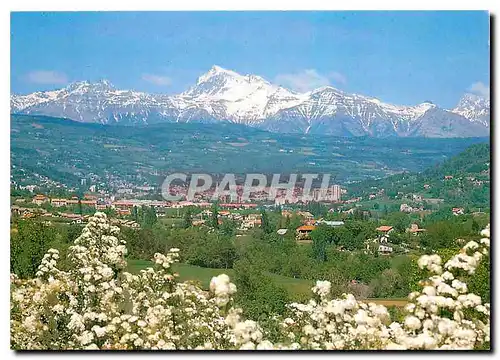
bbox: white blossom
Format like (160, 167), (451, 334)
(9, 213), (490, 351)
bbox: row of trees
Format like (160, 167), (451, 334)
(11, 205), (490, 322)
(131, 205), (158, 228)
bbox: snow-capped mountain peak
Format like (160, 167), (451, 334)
(308, 85), (343, 95)
(177, 67), (306, 122)
(452, 93), (490, 126)
(66, 80), (89, 89)
(411, 101), (436, 115)
(196, 65), (241, 85)
(10, 65), (490, 137)
(186, 66), (278, 100)
(65, 79), (116, 94)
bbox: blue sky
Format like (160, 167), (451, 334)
(11, 11), (490, 108)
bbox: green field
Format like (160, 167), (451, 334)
(126, 259), (407, 307)
(126, 259), (313, 297)
(159, 217), (184, 227)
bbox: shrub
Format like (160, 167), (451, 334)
(10, 213), (490, 350)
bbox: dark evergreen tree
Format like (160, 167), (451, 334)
(182, 208), (193, 229)
(211, 202), (219, 229)
(77, 199), (83, 215)
(141, 206), (158, 228)
(261, 209), (272, 234)
(131, 206), (139, 222)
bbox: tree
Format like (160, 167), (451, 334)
(182, 208), (193, 229)
(131, 206), (139, 222)
(310, 225), (334, 262)
(141, 205), (158, 229)
(387, 212), (410, 233)
(261, 210), (272, 234)
(77, 199), (83, 215)
(351, 208), (368, 221)
(467, 251), (490, 302)
(103, 207), (116, 218)
(346, 282), (373, 300)
(121, 227), (164, 261)
(65, 224), (83, 244)
(284, 215), (291, 229)
(217, 236), (238, 269)
(11, 220), (55, 278)
(306, 202), (327, 217)
(233, 258), (289, 321)
(472, 218), (480, 233)
(219, 219), (237, 237)
(335, 226), (366, 251)
(187, 233), (237, 269)
(287, 214), (303, 231)
(420, 221), (460, 250)
(211, 203), (219, 229)
(370, 268), (405, 298)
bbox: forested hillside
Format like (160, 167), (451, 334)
(11, 114), (488, 188)
(349, 143), (490, 208)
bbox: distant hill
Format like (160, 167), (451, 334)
(423, 143), (490, 179)
(349, 143), (490, 208)
(10, 114), (489, 189)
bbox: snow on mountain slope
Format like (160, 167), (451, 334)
(263, 87), (437, 136)
(10, 66), (490, 137)
(452, 93), (490, 127)
(12, 80), (181, 125)
(175, 65), (307, 123)
(10, 89), (66, 113)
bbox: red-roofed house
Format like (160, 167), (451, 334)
(296, 225), (316, 241)
(376, 225), (394, 234)
(407, 223), (426, 234)
(32, 194), (48, 205)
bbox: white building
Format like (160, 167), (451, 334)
(311, 185), (341, 202)
(400, 203), (413, 213)
(331, 185), (341, 202)
(378, 244), (393, 255)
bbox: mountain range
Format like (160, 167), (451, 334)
(11, 65), (490, 138)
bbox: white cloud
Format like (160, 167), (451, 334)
(26, 70), (68, 85)
(142, 73), (172, 86)
(469, 81), (490, 98)
(328, 71), (347, 85)
(275, 69), (346, 92)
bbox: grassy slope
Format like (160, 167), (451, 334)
(126, 259), (312, 295)
(126, 259), (406, 306)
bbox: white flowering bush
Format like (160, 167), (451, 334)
(10, 213), (490, 350)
